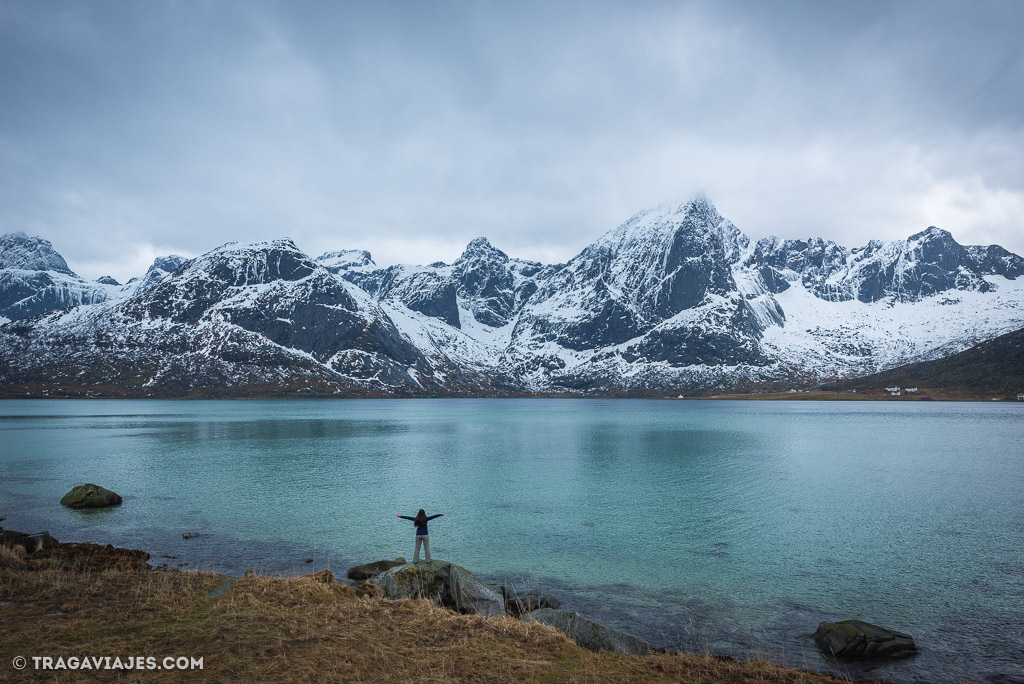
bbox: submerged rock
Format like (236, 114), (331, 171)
(371, 560), (504, 617)
(813, 619), (919, 660)
(60, 484), (122, 509)
(524, 608), (652, 655)
(347, 558), (406, 581)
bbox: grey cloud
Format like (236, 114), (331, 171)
(1, 0), (1022, 282)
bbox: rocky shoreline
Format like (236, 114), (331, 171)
(2, 527), (925, 680)
(1, 534), (865, 684)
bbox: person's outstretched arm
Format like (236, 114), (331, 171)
(426, 514), (444, 521)
(397, 515), (414, 520)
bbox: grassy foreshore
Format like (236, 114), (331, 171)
(0, 542), (849, 683)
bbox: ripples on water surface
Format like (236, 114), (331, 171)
(1, 399), (1022, 682)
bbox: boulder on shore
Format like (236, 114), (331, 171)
(347, 558), (406, 581)
(813, 620), (919, 660)
(60, 484), (122, 509)
(524, 608), (653, 655)
(371, 560), (505, 617)
(500, 586), (560, 616)
(1, 529), (58, 554)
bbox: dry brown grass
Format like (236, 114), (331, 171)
(0, 555), (847, 683)
(0, 545), (27, 572)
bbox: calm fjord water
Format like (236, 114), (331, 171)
(2, 399), (1022, 682)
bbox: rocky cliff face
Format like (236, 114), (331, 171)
(0, 233), (115, 321)
(2, 197), (1022, 396)
(514, 197), (756, 349)
(745, 227), (1024, 304)
(320, 237), (550, 334)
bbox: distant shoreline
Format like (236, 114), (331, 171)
(1, 388), (1022, 402)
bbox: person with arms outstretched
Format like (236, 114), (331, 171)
(397, 509), (444, 563)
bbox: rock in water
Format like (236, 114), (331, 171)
(371, 560), (505, 617)
(346, 558), (407, 581)
(59, 484), (122, 509)
(524, 609), (652, 655)
(813, 620), (919, 660)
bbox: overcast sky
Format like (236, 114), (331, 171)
(1, 0), (1023, 282)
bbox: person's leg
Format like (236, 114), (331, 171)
(423, 535), (431, 563)
(414, 535), (422, 562)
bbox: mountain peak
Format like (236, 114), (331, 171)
(171, 238), (317, 288)
(677, 192), (717, 216)
(908, 226), (954, 243)
(456, 237), (508, 264)
(0, 232), (75, 275)
(149, 255), (187, 274)
(208, 238), (301, 256)
(317, 249), (375, 272)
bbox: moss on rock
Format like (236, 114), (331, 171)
(59, 484), (122, 509)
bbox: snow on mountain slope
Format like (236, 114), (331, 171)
(760, 274), (1024, 376)
(746, 227), (1024, 305)
(511, 197), (765, 384)
(0, 232), (75, 273)
(0, 233), (116, 321)
(119, 255), (187, 297)
(320, 237), (550, 337)
(0, 239), (468, 395)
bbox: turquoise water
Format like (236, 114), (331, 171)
(1, 399), (1022, 682)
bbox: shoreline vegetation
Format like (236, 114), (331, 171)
(0, 540), (854, 683)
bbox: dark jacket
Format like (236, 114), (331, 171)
(398, 513), (443, 535)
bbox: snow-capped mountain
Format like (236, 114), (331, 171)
(0, 239), (506, 395)
(0, 233), (117, 322)
(748, 227), (1023, 303)
(120, 255), (188, 297)
(1, 197), (1022, 397)
(322, 238), (552, 332)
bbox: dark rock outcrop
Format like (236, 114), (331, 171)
(501, 587), (560, 616)
(371, 560), (505, 617)
(374, 267), (461, 329)
(813, 619), (919, 660)
(347, 558), (407, 581)
(38, 542), (151, 571)
(59, 484), (122, 509)
(0, 529), (58, 553)
(452, 238), (519, 328)
(524, 608), (652, 654)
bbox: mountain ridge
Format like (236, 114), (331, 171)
(2, 196), (1023, 396)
